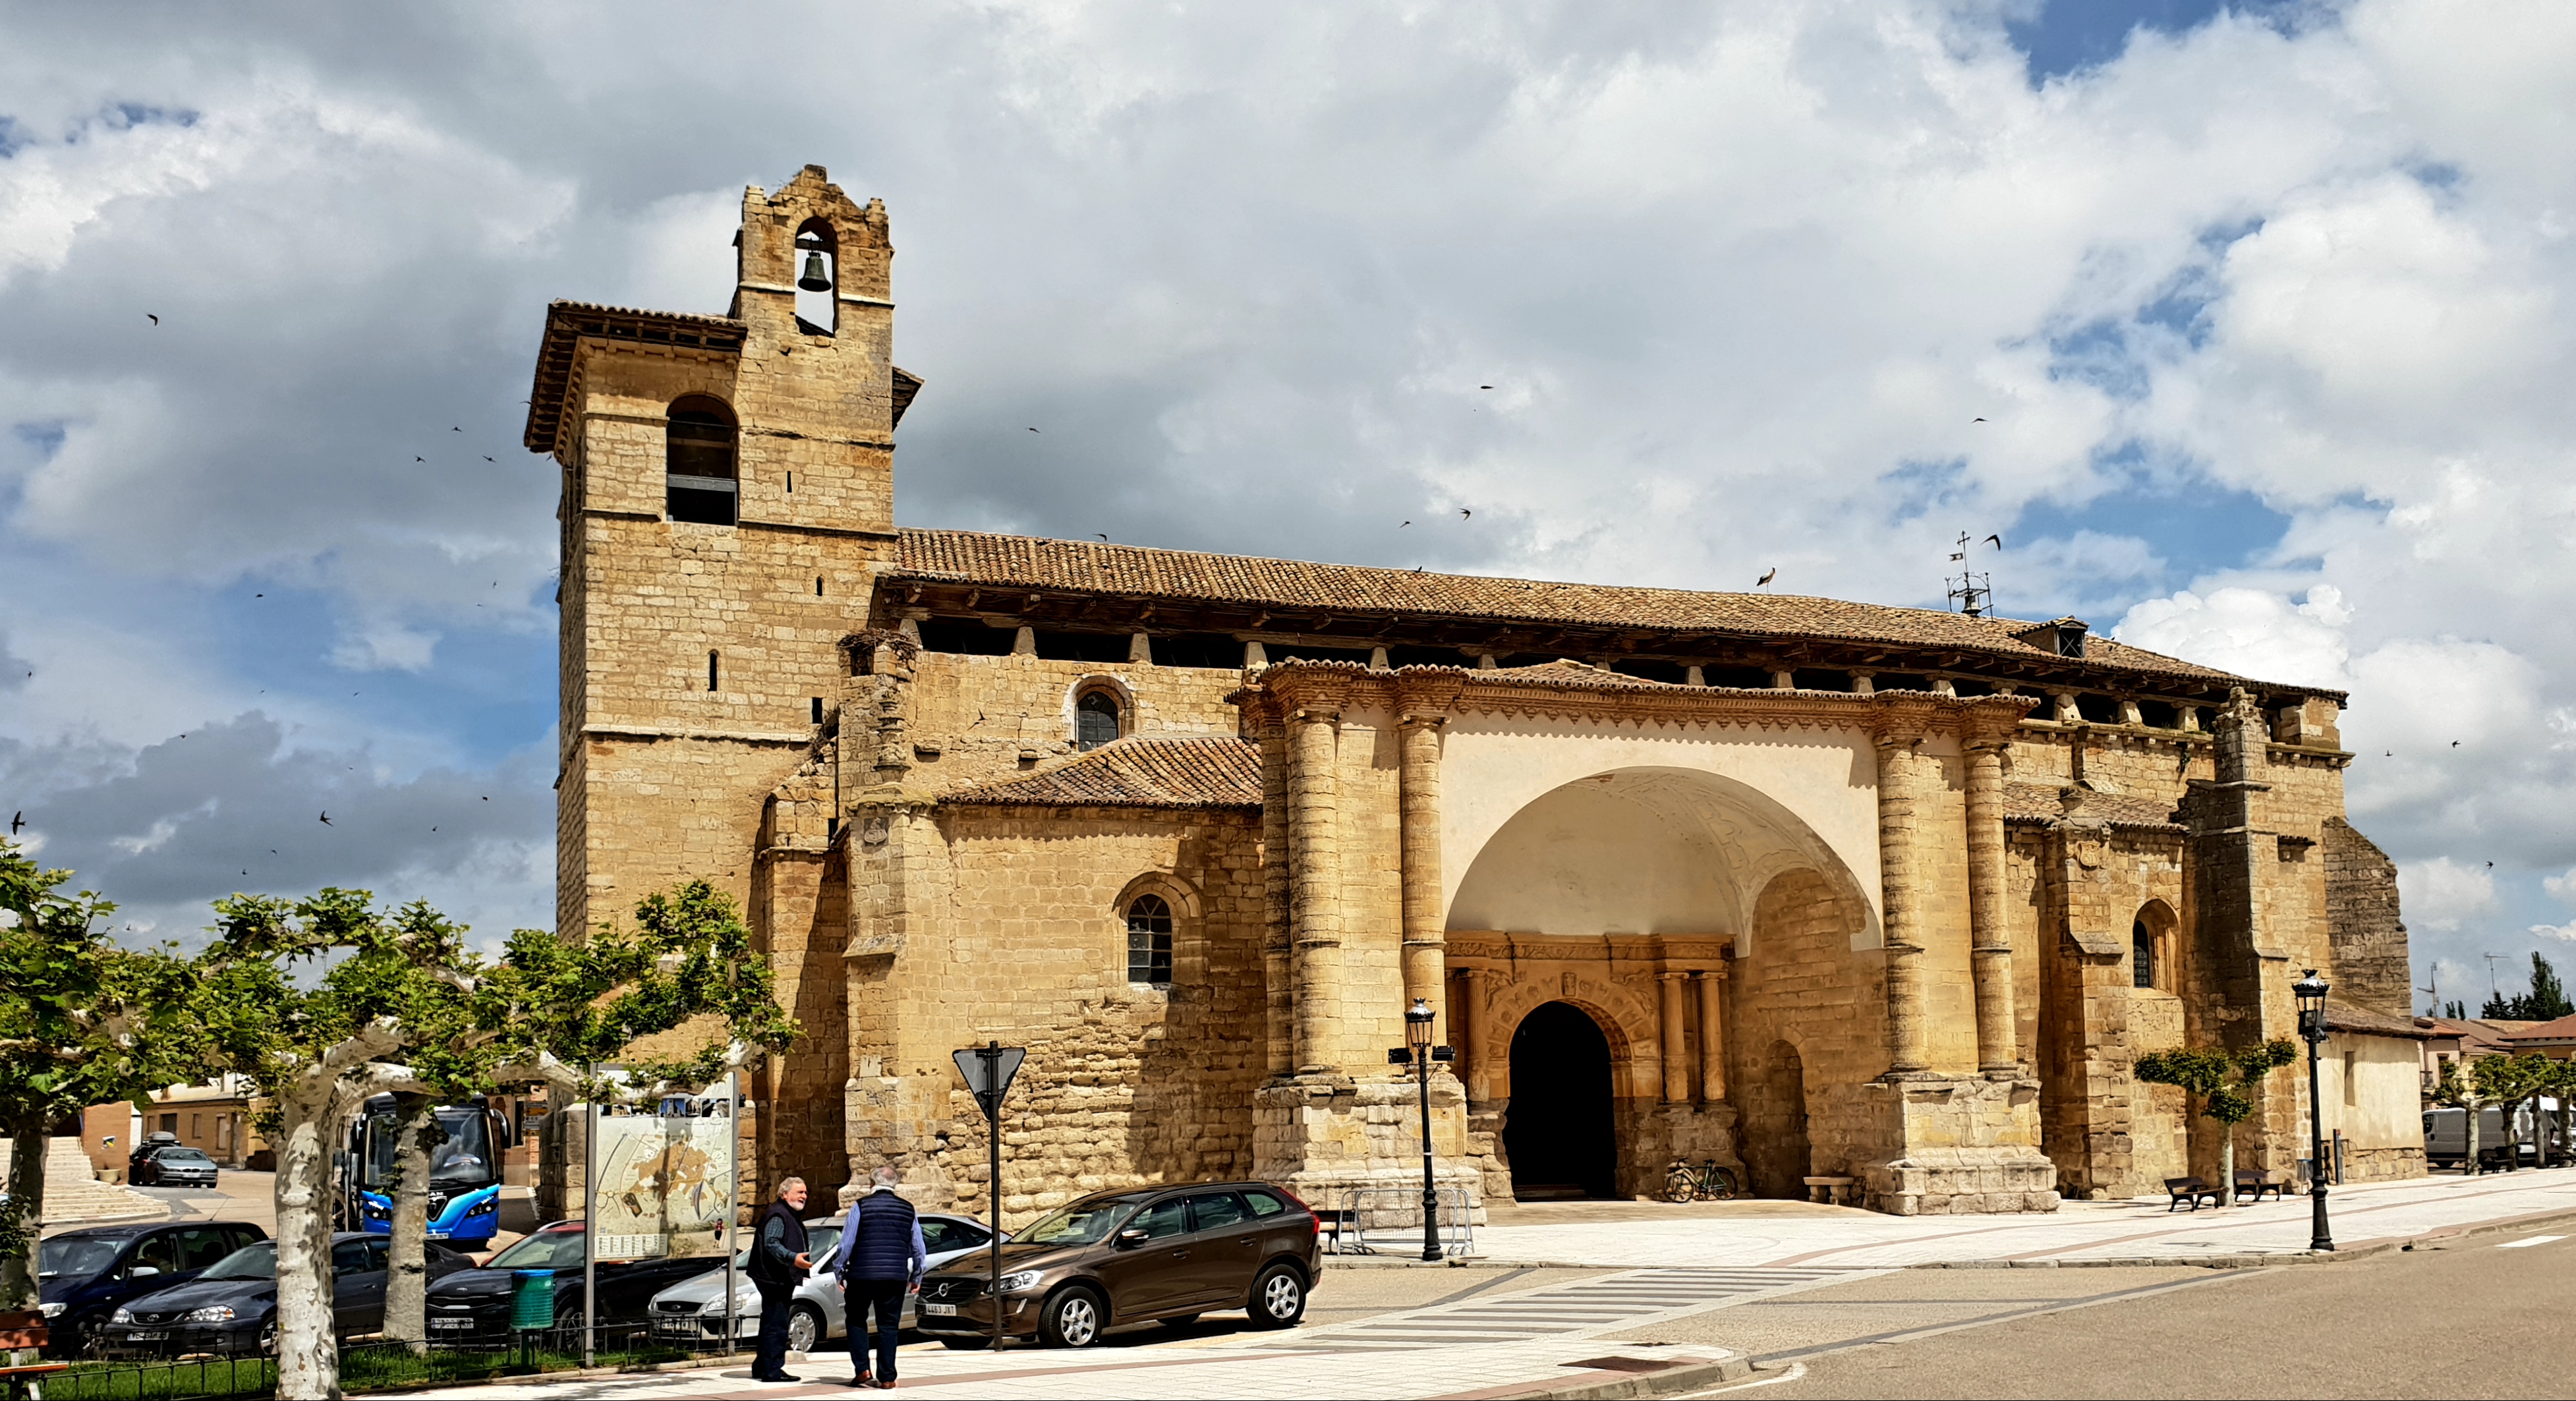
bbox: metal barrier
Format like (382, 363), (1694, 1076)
(32, 1320), (689, 1401)
(1324, 1186), (1475, 1259)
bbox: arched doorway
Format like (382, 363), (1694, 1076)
(1740, 1040), (1811, 1199)
(1504, 1002), (1617, 1200)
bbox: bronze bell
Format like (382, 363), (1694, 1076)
(797, 250), (831, 293)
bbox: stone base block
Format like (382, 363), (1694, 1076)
(1858, 1073), (2059, 1216)
(1253, 1073), (1485, 1226)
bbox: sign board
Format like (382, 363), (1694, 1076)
(586, 1110), (733, 1259)
(951, 1044), (1027, 1119)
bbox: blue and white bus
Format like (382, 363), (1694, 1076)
(337, 1096), (511, 1250)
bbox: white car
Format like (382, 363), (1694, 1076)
(647, 1213), (1004, 1354)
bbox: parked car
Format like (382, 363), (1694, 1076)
(914, 1183), (1319, 1349)
(422, 1221), (719, 1342)
(648, 1213), (1004, 1353)
(127, 1132), (181, 1175)
(91, 1233), (474, 1357)
(131, 1145), (221, 1188)
(36, 1221), (270, 1356)
(2424, 1104), (2548, 1169)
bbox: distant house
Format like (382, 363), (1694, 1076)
(2501, 1013), (2576, 1062)
(84, 1077), (270, 1177)
(2413, 1017), (2537, 1098)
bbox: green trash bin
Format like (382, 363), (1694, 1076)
(511, 1269), (556, 1329)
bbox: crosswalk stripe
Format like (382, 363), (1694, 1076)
(1244, 1265), (1873, 1352)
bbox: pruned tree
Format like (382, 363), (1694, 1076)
(2471, 1053), (2555, 1173)
(0, 840), (204, 1357)
(2134, 1039), (2299, 1196)
(2432, 1058), (2488, 1174)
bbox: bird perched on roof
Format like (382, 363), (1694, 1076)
(1757, 568), (1777, 588)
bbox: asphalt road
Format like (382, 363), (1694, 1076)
(1686, 1230), (2576, 1399)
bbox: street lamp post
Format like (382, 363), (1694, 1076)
(1388, 998), (1451, 1262)
(2293, 969), (2334, 1251)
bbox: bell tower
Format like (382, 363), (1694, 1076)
(525, 164), (916, 943)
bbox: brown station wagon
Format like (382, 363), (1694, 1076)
(914, 1182), (1320, 1348)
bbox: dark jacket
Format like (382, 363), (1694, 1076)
(749, 1201), (809, 1289)
(836, 1189), (923, 1282)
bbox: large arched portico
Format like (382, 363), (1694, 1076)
(1445, 766), (1877, 1201)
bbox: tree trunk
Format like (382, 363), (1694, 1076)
(382, 1093), (438, 1350)
(273, 1091), (345, 1401)
(2464, 1102), (2480, 1176)
(2218, 1124), (2235, 1206)
(2, 1114), (47, 1369)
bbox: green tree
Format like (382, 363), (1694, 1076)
(2479, 954), (2575, 1021)
(2432, 1058), (2491, 1174)
(2134, 1039), (2299, 1196)
(0, 841), (204, 1350)
(2471, 1054), (2555, 1172)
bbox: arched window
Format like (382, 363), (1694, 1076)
(1076, 691), (1122, 751)
(1125, 894), (1173, 985)
(666, 396), (738, 525)
(2132, 919), (2155, 990)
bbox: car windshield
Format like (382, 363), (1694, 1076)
(488, 1231), (584, 1271)
(198, 1244), (277, 1281)
(429, 1111), (494, 1187)
(38, 1239), (119, 1279)
(160, 1149), (213, 1164)
(1011, 1197), (1144, 1247)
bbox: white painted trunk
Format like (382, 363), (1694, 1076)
(2218, 1132), (2234, 1206)
(272, 1093), (343, 1400)
(3, 1116), (45, 1368)
(382, 1095), (436, 1348)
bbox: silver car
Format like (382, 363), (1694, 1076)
(647, 1213), (1004, 1354)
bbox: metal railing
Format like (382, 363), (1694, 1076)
(1320, 1186), (1475, 1259)
(33, 1321), (695, 1401)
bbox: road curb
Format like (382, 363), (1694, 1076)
(1499, 1355), (1774, 1400)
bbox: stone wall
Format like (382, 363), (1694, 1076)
(1729, 868), (1887, 1197)
(2322, 818), (2412, 1017)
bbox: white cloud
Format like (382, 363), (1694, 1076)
(2113, 585), (2353, 691)
(2399, 857), (2497, 933)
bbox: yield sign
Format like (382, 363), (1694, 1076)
(952, 1042), (1027, 1119)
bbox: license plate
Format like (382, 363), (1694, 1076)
(923, 1303), (957, 1317)
(129, 1330), (168, 1341)
(430, 1319), (476, 1330)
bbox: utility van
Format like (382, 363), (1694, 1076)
(2422, 1101), (2562, 1169)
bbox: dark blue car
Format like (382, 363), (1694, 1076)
(38, 1221), (270, 1356)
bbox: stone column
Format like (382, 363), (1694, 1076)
(1964, 733), (2018, 1074)
(1257, 708), (1294, 1077)
(1659, 973), (1690, 1104)
(1398, 714), (1446, 1040)
(1288, 706), (1344, 1073)
(1696, 970), (1727, 1102)
(1874, 722), (1930, 1075)
(1454, 969), (1485, 1102)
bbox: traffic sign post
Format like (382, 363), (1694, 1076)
(951, 1042), (1026, 1353)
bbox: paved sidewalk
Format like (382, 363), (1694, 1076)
(1462, 1168), (2576, 1268)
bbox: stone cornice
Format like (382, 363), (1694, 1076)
(1244, 660), (2036, 737)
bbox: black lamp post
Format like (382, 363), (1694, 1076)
(1388, 998), (1450, 1262)
(2293, 969), (2334, 1251)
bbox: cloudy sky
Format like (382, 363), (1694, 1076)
(1, 0), (2570, 1008)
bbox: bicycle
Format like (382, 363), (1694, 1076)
(1663, 1158), (1740, 1203)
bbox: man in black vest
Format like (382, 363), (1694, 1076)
(832, 1164), (926, 1389)
(749, 1177), (813, 1382)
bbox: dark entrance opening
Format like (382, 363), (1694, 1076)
(1504, 1001), (1617, 1200)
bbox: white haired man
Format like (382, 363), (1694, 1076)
(749, 1177), (813, 1382)
(833, 1165), (925, 1389)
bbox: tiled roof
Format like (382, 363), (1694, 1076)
(2328, 1002), (2436, 1040)
(2504, 1012), (2576, 1044)
(523, 301), (748, 453)
(2000, 782), (2183, 830)
(941, 735), (1261, 810)
(2417, 1018), (2531, 1052)
(891, 529), (2336, 699)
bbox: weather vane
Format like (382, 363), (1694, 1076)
(1945, 530), (1999, 617)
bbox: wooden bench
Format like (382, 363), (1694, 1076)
(1803, 1176), (1858, 1206)
(2164, 1176), (2223, 1211)
(0, 1363), (69, 1401)
(2234, 1170), (2287, 1203)
(1315, 1207), (1363, 1254)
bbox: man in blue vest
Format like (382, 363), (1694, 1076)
(748, 1177), (813, 1383)
(832, 1165), (926, 1389)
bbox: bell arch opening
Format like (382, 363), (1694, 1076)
(1503, 1001), (1618, 1200)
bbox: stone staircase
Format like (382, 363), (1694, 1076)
(0, 1139), (167, 1224)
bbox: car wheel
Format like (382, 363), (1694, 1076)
(1249, 1264), (1306, 1329)
(553, 1304), (587, 1338)
(1039, 1287), (1104, 1349)
(1158, 1313), (1201, 1330)
(786, 1303), (823, 1355)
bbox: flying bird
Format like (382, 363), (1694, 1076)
(415, 456), (424, 463)
(1757, 568), (1777, 587)
(2452, 741), (2461, 747)
(1984, 534), (2001, 549)
(1972, 416), (1985, 422)
(318, 813), (331, 825)
(1095, 534), (1108, 542)
(147, 314), (159, 325)
(1479, 385), (1493, 390)
(1460, 509), (1472, 520)
(1400, 521), (1411, 528)
(1027, 427), (1039, 433)
(452, 426), (461, 432)
(484, 456), (494, 462)
(9, 811), (22, 834)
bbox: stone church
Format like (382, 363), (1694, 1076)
(524, 167), (2426, 1222)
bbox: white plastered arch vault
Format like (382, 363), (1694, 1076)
(1439, 718), (1889, 952)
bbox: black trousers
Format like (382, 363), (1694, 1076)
(752, 1280), (798, 1377)
(847, 1279), (905, 1381)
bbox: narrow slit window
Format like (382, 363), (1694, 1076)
(1076, 691), (1122, 751)
(2132, 920), (2154, 990)
(1126, 894), (1173, 986)
(811, 697), (823, 725)
(708, 651), (720, 693)
(815, 576), (824, 596)
(786, 471), (793, 494)
(666, 396), (739, 526)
